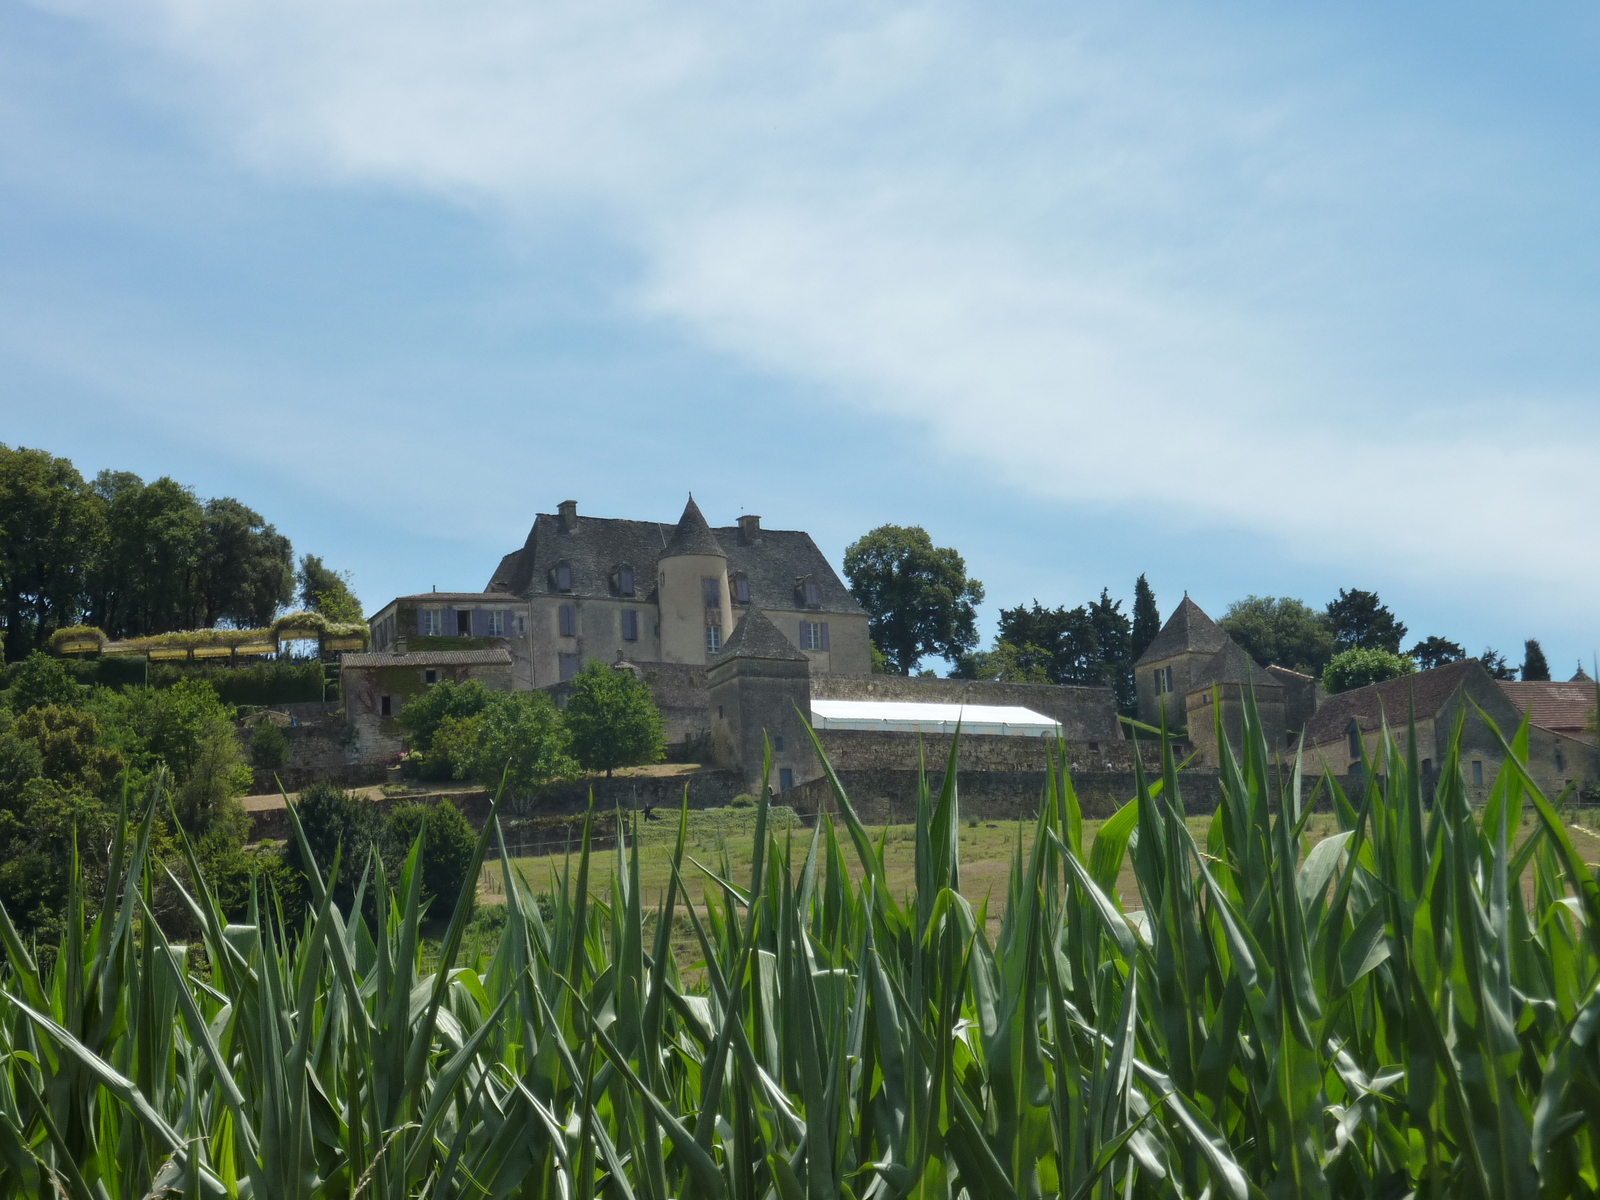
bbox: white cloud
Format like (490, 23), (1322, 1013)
(34, 0), (1600, 620)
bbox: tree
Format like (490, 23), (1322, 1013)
(1131, 574), (1160, 662)
(1218, 596), (1335, 675)
(843, 526), (984, 674)
(1408, 636), (1465, 671)
(437, 691), (576, 796)
(1324, 589), (1407, 654)
(298, 554), (364, 624)
(1522, 639), (1551, 682)
(250, 719), (288, 770)
(997, 602), (1100, 686)
(199, 498), (294, 628)
(1480, 648), (1517, 681)
(950, 640), (1051, 683)
(564, 661), (665, 777)
(397, 680), (497, 779)
(1322, 648), (1415, 695)
(386, 800), (477, 922)
(1088, 589), (1136, 714)
(284, 781), (384, 914)
(91, 474), (207, 637)
(4, 652), (85, 713)
(0, 445), (103, 659)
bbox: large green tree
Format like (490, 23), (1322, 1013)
(1130, 574), (1160, 662)
(995, 602), (1100, 686)
(1408, 636), (1465, 670)
(1219, 596), (1336, 675)
(88, 473), (205, 637)
(1088, 589), (1136, 714)
(843, 526), (983, 674)
(1522, 638), (1551, 682)
(0, 445), (104, 660)
(199, 498), (295, 628)
(436, 691), (576, 797)
(298, 554), (364, 623)
(1324, 588), (1407, 654)
(563, 661), (665, 777)
(1322, 647), (1415, 694)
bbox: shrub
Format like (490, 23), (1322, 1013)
(3, 652), (85, 713)
(386, 799), (477, 922)
(728, 793), (755, 809)
(397, 680), (495, 779)
(436, 691), (575, 796)
(1321, 647), (1415, 694)
(249, 719), (288, 770)
(283, 781), (382, 914)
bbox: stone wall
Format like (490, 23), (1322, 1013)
(787, 768), (1222, 823)
(246, 717), (387, 793)
(810, 675), (1121, 743)
(812, 728), (1153, 774)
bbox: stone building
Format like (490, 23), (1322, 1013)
(341, 647), (515, 762)
(1298, 659), (1598, 800)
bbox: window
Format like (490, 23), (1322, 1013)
(422, 609), (443, 636)
(804, 580), (820, 606)
(424, 669), (438, 686)
(717, 705), (724, 719)
(1088, 742), (1099, 752)
(778, 768), (794, 790)
(619, 565), (635, 596)
(556, 562), (572, 592)
(456, 609), (472, 636)
(1153, 668), (1165, 695)
(733, 574), (750, 604)
(1472, 760), (1484, 786)
(487, 610), (505, 637)
(622, 610), (638, 642)
(380, 695), (392, 717)
(1556, 748), (1567, 772)
(1347, 722), (1361, 760)
(703, 576), (721, 607)
(774, 735), (785, 752)
(1422, 758), (1432, 775)
(516, 614), (526, 636)
(559, 604), (576, 637)
(1165, 665), (1173, 692)
(559, 653), (581, 683)
(801, 621), (830, 651)
(706, 625), (722, 653)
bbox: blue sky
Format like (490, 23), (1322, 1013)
(3, 0), (1597, 673)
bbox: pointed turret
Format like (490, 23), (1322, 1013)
(656, 495), (733, 665)
(1135, 595), (1231, 665)
(662, 495), (725, 559)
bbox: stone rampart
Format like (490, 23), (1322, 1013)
(813, 728), (1152, 774)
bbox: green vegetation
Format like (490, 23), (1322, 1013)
(1523, 637), (1552, 681)
(1324, 586), (1408, 653)
(564, 658), (666, 776)
(1219, 594), (1337, 675)
(1322, 646), (1416, 693)
(1410, 634), (1467, 670)
(247, 716), (288, 769)
(0, 685), (1586, 1195)
(844, 524), (984, 673)
(297, 552), (364, 623)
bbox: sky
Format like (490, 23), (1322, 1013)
(2, 0), (1598, 673)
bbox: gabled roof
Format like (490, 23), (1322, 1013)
(1303, 659), (1478, 744)
(715, 608), (810, 663)
(1499, 680), (1597, 737)
(661, 496), (725, 558)
(1135, 596), (1232, 665)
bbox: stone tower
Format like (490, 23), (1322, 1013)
(707, 608), (816, 793)
(655, 496), (734, 665)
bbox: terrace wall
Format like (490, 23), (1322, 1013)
(812, 729), (1152, 774)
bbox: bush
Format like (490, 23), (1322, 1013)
(435, 691), (576, 796)
(283, 781), (382, 914)
(148, 660), (325, 706)
(1321, 647), (1415, 695)
(386, 799), (477, 922)
(729, 793), (755, 809)
(397, 680), (496, 779)
(3, 652), (85, 713)
(250, 719), (288, 770)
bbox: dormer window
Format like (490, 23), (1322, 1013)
(618, 565), (635, 597)
(732, 573), (750, 604)
(796, 575), (821, 607)
(555, 562), (572, 592)
(1346, 720), (1361, 761)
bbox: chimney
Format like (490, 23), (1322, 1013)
(557, 499), (578, 532)
(737, 514), (761, 544)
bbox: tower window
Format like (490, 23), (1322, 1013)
(622, 610), (638, 641)
(380, 695), (392, 717)
(702, 577), (721, 607)
(559, 605), (576, 637)
(1472, 760), (1484, 786)
(706, 625), (722, 653)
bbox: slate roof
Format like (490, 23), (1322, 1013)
(342, 649), (513, 667)
(714, 608), (810, 663)
(1186, 639), (1279, 693)
(1302, 659), (1478, 744)
(661, 496), (725, 558)
(1499, 681), (1598, 737)
(388, 593), (520, 604)
(486, 498), (865, 616)
(1135, 596), (1232, 665)
(1573, 665), (1593, 682)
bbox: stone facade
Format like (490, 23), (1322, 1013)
(707, 609), (820, 792)
(340, 648), (514, 764)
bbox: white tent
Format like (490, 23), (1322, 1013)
(809, 699), (1061, 737)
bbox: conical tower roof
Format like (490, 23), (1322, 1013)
(1135, 595), (1231, 665)
(661, 495), (725, 558)
(1572, 664), (1593, 683)
(716, 608), (808, 663)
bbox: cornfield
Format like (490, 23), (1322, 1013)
(0, 692), (1595, 1198)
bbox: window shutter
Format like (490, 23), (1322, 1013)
(417, 609), (428, 636)
(820, 622), (830, 650)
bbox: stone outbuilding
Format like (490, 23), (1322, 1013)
(707, 608), (818, 793)
(341, 648), (514, 762)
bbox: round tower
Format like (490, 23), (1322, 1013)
(656, 496), (733, 664)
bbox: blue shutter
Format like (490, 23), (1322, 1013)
(820, 622), (830, 651)
(417, 609), (428, 636)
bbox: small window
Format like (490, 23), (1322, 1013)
(422, 609), (442, 637)
(802, 621), (822, 651)
(487, 610), (505, 637)
(774, 735), (785, 752)
(706, 625), (722, 654)
(1088, 742), (1099, 752)
(1422, 758), (1432, 775)
(717, 705), (724, 719)
(619, 565), (635, 597)
(424, 669), (438, 686)
(380, 695), (392, 717)
(1472, 760), (1484, 786)
(516, 614), (526, 636)
(778, 767), (794, 790)
(702, 576), (721, 607)
(733, 574), (750, 604)
(1153, 668), (1165, 695)
(1165, 665), (1173, 692)
(622, 610), (638, 642)
(556, 562), (573, 592)
(559, 653), (580, 683)
(559, 604), (576, 638)
(1556, 749), (1566, 772)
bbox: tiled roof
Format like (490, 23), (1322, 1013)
(486, 498), (864, 616)
(1499, 680), (1598, 735)
(1135, 596), (1232, 665)
(342, 649), (513, 668)
(387, 593), (522, 603)
(1303, 659), (1478, 744)
(714, 608), (809, 663)
(662, 496), (725, 558)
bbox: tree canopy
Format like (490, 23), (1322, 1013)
(1324, 588), (1407, 654)
(1408, 636), (1465, 671)
(563, 660), (666, 777)
(1218, 596), (1336, 675)
(843, 525), (983, 674)
(298, 554), (364, 624)
(1130, 574), (1160, 662)
(1522, 638), (1551, 682)
(1322, 648), (1415, 694)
